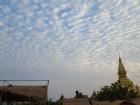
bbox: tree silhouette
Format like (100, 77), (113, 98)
(96, 82), (137, 101)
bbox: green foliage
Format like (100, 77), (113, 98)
(96, 82), (137, 101)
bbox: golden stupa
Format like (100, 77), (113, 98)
(117, 56), (140, 96)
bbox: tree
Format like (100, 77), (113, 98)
(96, 82), (137, 101)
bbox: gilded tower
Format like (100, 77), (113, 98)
(117, 56), (140, 96)
(117, 56), (134, 87)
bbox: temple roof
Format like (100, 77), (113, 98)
(0, 85), (48, 101)
(118, 56), (127, 78)
(117, 56), (134, 87)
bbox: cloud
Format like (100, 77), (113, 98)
(0, 21), (4, 27)
(0, 0), (140, 99)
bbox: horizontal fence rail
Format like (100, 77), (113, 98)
(0, 80), (49, 86)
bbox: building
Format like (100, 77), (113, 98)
(117, 56), (140, 96)
(91, 90), (96, 99)
(0, 85), (48, 105)
(62, 56), (140, 105)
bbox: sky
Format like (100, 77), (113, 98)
(0, 0), (140, 100)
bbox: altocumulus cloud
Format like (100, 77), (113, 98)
(0, 0), (140, 99)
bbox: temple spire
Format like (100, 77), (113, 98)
(118, 56), (127, 79)
(117, 56), (138, 94)
(119, 55), (121, 63)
